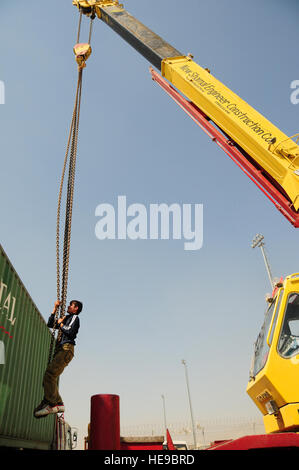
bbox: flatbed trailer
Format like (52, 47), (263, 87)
(207, 433), (299, 450)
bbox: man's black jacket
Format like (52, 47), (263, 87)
(47, 313), (80, 346)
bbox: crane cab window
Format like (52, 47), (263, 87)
(251, 290), (283, 377)
(252, 301), (275, 376)
(278, 293), (299, 358)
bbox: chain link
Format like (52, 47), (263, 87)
(47, 11), (95, 364)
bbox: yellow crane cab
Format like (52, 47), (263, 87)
(247, 274), (299, 433)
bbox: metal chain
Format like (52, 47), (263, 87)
(48, 70), (83, 364)
(57, 70), (82, 345)
(77, 9), (83, 43)
(88, 13), (95, 44)
(47, 10), (94, 364)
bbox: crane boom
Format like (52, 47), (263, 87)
(73, 0), (299, 225)
(73, 0), (182, 69)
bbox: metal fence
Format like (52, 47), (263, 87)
(120, 416), (265, 449)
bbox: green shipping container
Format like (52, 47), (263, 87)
(0, 244), (56, 449)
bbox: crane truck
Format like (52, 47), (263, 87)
(71, 1), (299, 450)
(72, 0), (299, 228)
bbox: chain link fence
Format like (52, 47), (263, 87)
(121, 416), (265, 449)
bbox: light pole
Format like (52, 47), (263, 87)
(161, 394), (167, 435)
(196, 422), (205, 447)
(182, 359), (197, 449)
(251, 233), (274, 290)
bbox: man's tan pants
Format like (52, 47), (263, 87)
(43, 343), (74, 405)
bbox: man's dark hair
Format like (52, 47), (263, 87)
(70, 300), (83, 314)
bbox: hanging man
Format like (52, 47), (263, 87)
(34, 299), (83, 418)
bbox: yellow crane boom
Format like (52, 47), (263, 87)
(73, 0), (299, 224)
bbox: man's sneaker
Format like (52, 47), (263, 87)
(34, 400), (65, 418)
(52, 402), (65, 413)
(34, 399), (47, 413)
(34, 399), (50, 419)
(34, 403), (54, 418)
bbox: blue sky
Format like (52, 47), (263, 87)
(1, 0), (299, 449)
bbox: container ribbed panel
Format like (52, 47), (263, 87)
(0, 245), (56, 449)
